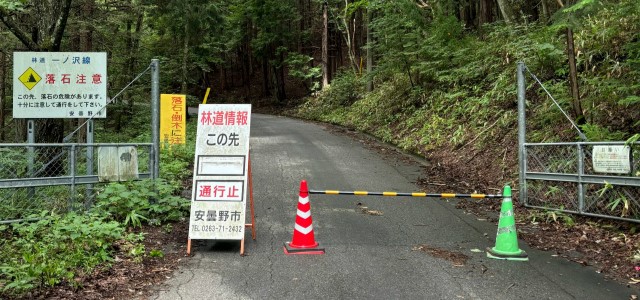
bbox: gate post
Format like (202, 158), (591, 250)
(151, 59), (160, 179)
(517, 62), (527, 205)
(86, 120), (94, 208)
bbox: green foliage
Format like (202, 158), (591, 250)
(95, 179), (190, 228)
(324, 72), (366, 107)
(285, 52), (322, 92)
(598, 182), (636, 217)
(149, 249), (165, 258)
(160, 143), (195, 188)
(295, 0), (640, 162)
(529, 208), (575, 226)
(0, 0), (25, 11)
(580, 123), (626, 141)
(0, 211), (124, 295)
(0, 148), (36, 178)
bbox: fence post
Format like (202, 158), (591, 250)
(70, 144), (76, 211)
(517, 62), (527, 205)
(577, 143), (585, 213)
(151, 59), (160, 180)
(86, 120), (94, 209)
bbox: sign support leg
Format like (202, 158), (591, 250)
(248, 155), (256, 240)
(241, 156), (256, 256)
(27, 119), (35, 199)
(187, 238), (192, 256)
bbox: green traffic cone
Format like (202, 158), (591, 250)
(486, 185), (529, 261)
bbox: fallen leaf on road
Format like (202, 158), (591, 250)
(359, 206), (384, 216)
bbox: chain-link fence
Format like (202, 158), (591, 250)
(0, 143), (154, 223)
(518, 62), (640, 222)
(524, 142), (640, 221)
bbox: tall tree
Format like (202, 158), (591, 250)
(322, 1), (329, 88)
(365, 6), (372, 92)
(250, 0), (299, 102)
(77, 0), (95, 143)
(496, 0), (516, 24)
(0, 0), (72, 52)
(0, 50), (5, 141)
(556, 0), (594, 125)
(0, 0), (73, 143)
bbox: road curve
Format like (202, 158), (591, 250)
(153, 114), (635, 300)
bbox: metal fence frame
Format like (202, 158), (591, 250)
(0, 142), (155, 189)
(517, 62), (640, 223)
(0, 59), (161, 224)
(0, 143), (155, 223)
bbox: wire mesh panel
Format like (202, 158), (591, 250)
(526, 144), (578, 174)
(526, 179), (579, 211)
(0, 143), (153, 223)
(584, 183), (640, 219)
(524, 142), (640, 222)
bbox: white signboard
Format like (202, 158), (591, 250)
(13, 52), (107, 119)
(592, 145), (631, 174)
(188, 104), (251, 240)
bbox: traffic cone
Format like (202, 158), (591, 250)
(486, 185), (528, 261)
(284, 180), (325, 255)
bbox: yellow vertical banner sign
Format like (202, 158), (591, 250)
(160, 94), (186, 149)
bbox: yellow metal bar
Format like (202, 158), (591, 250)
(202, 87), (211, 104)
(325, 190), (340, 195)
(411, 192), (427, 197)
(470, 194), (486, 198)
(441, 193), (456, 198)
(382, 192), (397, 196)
(354, 191), (369, 196)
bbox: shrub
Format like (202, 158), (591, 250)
(0, 211), (124, 295)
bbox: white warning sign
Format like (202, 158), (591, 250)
(188, 104), (251, 240)
(12, 52), (107, 119)
(592, 145), (631, 174)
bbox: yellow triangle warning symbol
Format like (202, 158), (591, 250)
(19, 67), (41, 90)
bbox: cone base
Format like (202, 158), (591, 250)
(486, 247), (529, 261)
(283, 242), (325, 255)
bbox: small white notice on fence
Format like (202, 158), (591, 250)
(12, 52), (107, 119)
(188, 104), (251, 240)
(592, 145), (631, 174)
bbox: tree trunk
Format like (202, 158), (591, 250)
(181, 17), (189, 94)
(322, 2), (329, 89)
(1, 0), (72, 143)
(261, 57), (271, 96)
(0, 51), (5, 141)
(541, 0), (550, 22)
(77, 0), (94, 143)
(496, 0), (516, 24)
(366, 7), (373, 92)
(458, 0), (475, 29)
(567, 28), (584, 124)
(478, 0), (493, 28)
(274, 51), (287, 103)
(340, 0), (358, 73)
(220, 64), (228, 91)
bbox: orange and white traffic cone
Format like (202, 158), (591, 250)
(284, 180), (325, 255)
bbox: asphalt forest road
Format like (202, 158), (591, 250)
(152, 114), (635, 300)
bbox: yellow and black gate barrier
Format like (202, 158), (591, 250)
(308, 189), (504, 199)
(287, 181), (528, 261)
